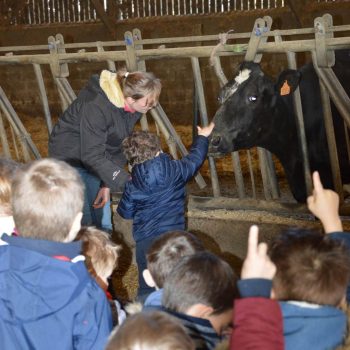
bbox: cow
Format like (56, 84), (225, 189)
(209, 50), (350, 203)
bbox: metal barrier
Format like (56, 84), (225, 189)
(0, 14), (349, 203)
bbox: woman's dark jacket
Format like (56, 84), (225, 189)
(48, 70), (141, 191)
(117, 135), (208, 242)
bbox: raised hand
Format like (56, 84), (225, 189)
(307, 171), (342, 233)
(197, 122), (215, 137)
(241, 225), (276, 280)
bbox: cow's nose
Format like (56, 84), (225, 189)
(211, 135), (221, 147)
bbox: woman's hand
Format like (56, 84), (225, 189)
(93, 187), (111, 209)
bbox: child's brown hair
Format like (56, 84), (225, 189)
(146, 230), (205, 288)
(11, 158), (84, 242)
(163, 251), (239, 315)
(105, 310), (195, 350)
(122, 131), (161, 167)
(269, 229), (350, 306)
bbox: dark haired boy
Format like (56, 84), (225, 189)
(143, 230), (205, 307)
(0, 158), (112, 349)
(117, 123), (214, 299)
(162, 251), (239, 350)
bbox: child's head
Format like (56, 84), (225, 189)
(0, 157), (21, 216)
(11, 158), (84, 242)
(75, 226), (120, 285)
(105, 310), (195, 350)
(269, 229), (350, 306)
(122, 131), (161, 167)
(163, 251), (239, 335)
(144, 230), (205, 289)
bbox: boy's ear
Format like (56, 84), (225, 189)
(270, 288), (277, 300)
(143, 269), (156, 288)
(186, 303), (214, 318)
(65, 212), (83, 242)
(338, 294), (347, 311)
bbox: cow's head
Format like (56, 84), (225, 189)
(209, 61), (301, 155)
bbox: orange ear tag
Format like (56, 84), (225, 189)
(280, 80), (291, 96)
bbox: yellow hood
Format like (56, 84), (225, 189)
(99, 70), (124, 108)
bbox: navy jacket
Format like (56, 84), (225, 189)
(49, 71), (141, 191)
(0, 234), (112, 350)
(117, 135), (209, 242)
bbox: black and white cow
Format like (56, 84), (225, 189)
(209, 51), (350, 202)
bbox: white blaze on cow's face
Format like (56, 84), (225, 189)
(219, 69), (251, 104)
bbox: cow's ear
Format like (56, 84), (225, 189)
(275, 69), (301, 96)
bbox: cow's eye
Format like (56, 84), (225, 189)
(248, 95), (257, 102)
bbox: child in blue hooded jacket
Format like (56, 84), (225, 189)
(117, 122), (214, 299)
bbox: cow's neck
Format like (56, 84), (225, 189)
(258, 99), (307, 202)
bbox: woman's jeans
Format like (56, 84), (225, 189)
(75, 167), (112, 232)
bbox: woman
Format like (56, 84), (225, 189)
(49, 69), (161, 230)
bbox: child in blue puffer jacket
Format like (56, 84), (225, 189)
(117, 122), (214, 300)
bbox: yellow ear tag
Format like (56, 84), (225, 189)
(280, 80), (291, 96)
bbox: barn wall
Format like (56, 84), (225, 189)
(0, 2), (349, 130)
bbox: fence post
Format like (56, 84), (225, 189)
(0, 112), (11, 158)
(33, 63), (53, 135)
(191, 56), (220, 196)
(245, 16), (280, 200)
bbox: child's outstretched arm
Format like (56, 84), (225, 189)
(307, 171), (343, 233)
(197, 122), (215, 138)
(177, 122), (215, 182)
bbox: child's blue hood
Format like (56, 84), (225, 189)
(280, 301), (347, 350)
(0, 236), (90, 323)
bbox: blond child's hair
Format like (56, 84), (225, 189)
(105, 311), (195, 350)
(11, 158), (83, 241)
(75, 227), (121, 284)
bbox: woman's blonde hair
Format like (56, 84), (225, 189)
(117, 70), (162, 107)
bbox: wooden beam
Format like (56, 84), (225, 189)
(90, 0), (116, 39)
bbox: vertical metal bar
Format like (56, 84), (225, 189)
(0, 112), (11, 159)
(247, 150), (257, 198)
(33, 63), (53, 135)
(287, 51), (312, 196)
(231, 151), (245, 198)
(0, 87), (40, 159)
(319, 80), (344, 202)
(10, 124), (20, 160)
(345, 120), (350, 164)
(191, 56), (220, 196)
(0, 100), (30, 162)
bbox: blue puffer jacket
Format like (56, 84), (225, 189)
(0, 234), (112, 350)
(117, 135), (209, 242)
